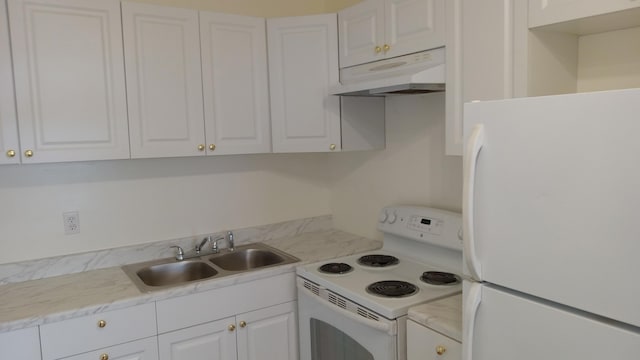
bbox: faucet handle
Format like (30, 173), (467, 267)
(170, 245), (184, 261)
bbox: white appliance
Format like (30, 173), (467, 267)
(330, 47), (445, 96)
(297, 206), (463, 360)
(462, 88), (640, 360)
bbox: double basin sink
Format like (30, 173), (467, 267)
(122, 242), (299, 292)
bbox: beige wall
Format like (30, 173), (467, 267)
(328, 93), (463, 240)
(577, 26), (640, 92)
(0, 154), (331, 263)
(128, 0), (363, 16)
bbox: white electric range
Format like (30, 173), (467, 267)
(297, 206), (463, 360)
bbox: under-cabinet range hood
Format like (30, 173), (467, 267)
(331, 47), (445, 96)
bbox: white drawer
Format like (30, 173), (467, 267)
(40, 302), (157, 360)
(60, 336), (158, 360)
(0, 327), (41, 360)
(156, 272), (296, 333)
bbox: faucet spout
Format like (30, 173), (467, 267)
(195, 236), (212, 254)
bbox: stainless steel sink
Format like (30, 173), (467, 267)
(122, 242), (299, 292)
(135, 261), (218, 287)
(207, 247), (287, 271)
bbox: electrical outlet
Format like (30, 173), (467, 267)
(63, 211), (80, 235)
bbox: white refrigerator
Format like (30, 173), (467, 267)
(462, 88), (640, 359)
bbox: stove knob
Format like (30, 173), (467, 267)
(388, 211), (397, 224)
(378, 210), (388, 223)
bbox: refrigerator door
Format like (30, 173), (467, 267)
(462, 88), (640, 327)
(463, 281), (640, 360)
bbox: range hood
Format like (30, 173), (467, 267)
(331, 47), (445, 96)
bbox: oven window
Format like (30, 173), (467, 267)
(310, 319), (374, 360)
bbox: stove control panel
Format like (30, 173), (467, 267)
(378, 206), (462, 251)
(407, 215), (443, 235)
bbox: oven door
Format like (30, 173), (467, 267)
(297, 277), (398, 360)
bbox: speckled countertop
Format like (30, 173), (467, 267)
(0, 229), (381, 333)
(408, 293), (462, 342)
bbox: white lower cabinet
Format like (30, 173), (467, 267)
(61, 337), (158, 360)
(236, 301), (298, 360)
(159, 301), (297, 360)
(0, 326), (41, 360)
(407, 320), (461, 360)
(159, 317), (238, 360)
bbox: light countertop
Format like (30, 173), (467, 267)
(408, 293), (462, 342)
(0, 229), (381, 332)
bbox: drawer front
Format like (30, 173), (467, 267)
(0, 327), (41, 360)
(40, 303), (157, 360)
(61, 336), (158, 360)
(407, 320), (461, 360)
(156, 272), (296, 333)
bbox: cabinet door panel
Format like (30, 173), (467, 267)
(159, 317), (237, 360)
(62, 337), (158, 360)
(0, 327), (41, 360)
(407, 320), (460, 360)
(237, 301), (298, 360)
(338, 0), (384, 68)
(385, 0), (445, 58)
(200, 13), (271, 155)
(8, 0), (129, 163)
(122, 2), (205, 159)
(268, 14), (341, 153)
(0, 0), (19, 165)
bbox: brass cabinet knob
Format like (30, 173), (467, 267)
(6, 150), (16, 158)
(374, 46), (382, 53)
(239, 321), (247, 328)
(383, 44), (390, 52)
(24, 150), (33, 158)
(436, 345), (446, 355)
(198, 144), (205, 151)
(228, 324), (236, 332)
(100, 354), (109, 360)
(329, 144), (336, 151)
(97, 320), (107, 328)
(209, 144), (216, 151)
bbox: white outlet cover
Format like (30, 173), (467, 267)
(63, 211), (80, 235)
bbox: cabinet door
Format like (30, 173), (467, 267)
(122, 2), (205, 159)
(268, 14), (341, 153)
(529, 0), (640, 28)
(0, 0), (19, 165)
(236, 301), (298, 360)
(384, 0), (445, 58)
(407, 320), (461, 360)
(8, 0), (129, 163)
(445, 0), (516, 156)
(0, 327), (41, 360)
(338, 0), (384, 68)
(200, 12), (271, 155)
(158, 317), (238, 360)
(62, 337), (158, 360)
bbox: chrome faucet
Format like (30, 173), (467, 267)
(195, 236), (212, 254)
(211, 235), (225, 253)
(170, 245), (184, 261)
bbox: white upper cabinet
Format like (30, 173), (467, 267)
(445, 0), (518, 156)
(8, 0), (130, 163)
(0, 0), (19, 165)
(529, 0), (640, 29)
(267, 14), (341, 153)
(122, 2), (206, 159)
(338, 0), (445, 68)
(200, 12), (271, 155)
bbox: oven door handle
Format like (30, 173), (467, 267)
(298, 281), (397, 336)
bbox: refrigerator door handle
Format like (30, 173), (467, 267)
(463, 282), (482, 360)
(463, 124), (484, 280)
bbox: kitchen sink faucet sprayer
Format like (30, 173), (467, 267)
(228, 231), (234, 251)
